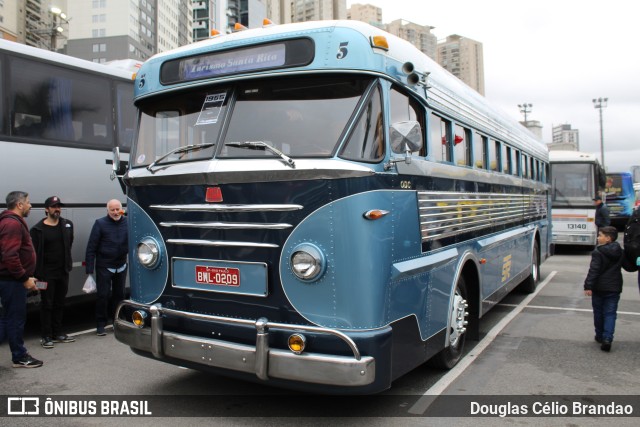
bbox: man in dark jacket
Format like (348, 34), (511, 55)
(0, 191), (43, 368)
(594, 196), (611, 228)
(85, 199), (128, 336)
(30, 196), (75, 348)
(584, 226), (623, 352)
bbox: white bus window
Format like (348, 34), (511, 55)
(454, 124), (470, 166)
(9, 57), (113, 148)
(116, 82), (136, 152)
(430, 113), (450, 162)
(341, 86), (384, 162)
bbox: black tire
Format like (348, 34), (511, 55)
(518, 240), (540, 294)
(431, 276), (468, 369)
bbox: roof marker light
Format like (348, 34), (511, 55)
(210, 29), (221, 37)
(234, 23), (248, 31)
(263, 18), (274, 27)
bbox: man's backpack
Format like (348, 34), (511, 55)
(623, 208), (640, 272)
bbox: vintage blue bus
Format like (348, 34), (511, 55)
(114, 20), (551, 394)
(605, 172), (636, 228)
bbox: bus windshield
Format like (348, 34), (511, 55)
(551, 162), (596, 206)
(132, 75), (373, 167)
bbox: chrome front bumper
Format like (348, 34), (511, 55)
(114, 301), (375, 387)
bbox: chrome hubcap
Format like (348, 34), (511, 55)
(449, 291), (469, 348)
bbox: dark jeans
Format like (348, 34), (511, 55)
(592, 291), (621, 342)
(39, 274), (69, 338)
(0, 279), (29, 361)
(95, 266), (127, 327)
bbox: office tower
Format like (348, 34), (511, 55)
(437, 34), (485, 96)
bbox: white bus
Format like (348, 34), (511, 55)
(0, 39), (136, 301)
(550, 150), (606, 248)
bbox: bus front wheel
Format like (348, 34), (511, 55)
(431, 277), (469, 369)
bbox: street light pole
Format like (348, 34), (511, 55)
(49, 6), (67, 51)
(518, 103), (533, 123)
(592, 97), (608, 170)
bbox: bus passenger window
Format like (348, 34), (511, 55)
(488, 139), (498, 171)
(389, 87), (424, 156)
(522, 154), (528, 178)
(430, 114), (450, 162)
(513, 149), (520, 176)
(501, 144), (510, 174)
(473, 132), (486, 169)
(453, 124), (470, 166)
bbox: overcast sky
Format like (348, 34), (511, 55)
(346, 0), (640, 173)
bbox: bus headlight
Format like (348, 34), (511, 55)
(290, 244), (326, 281)
(137, 237), (160, 269)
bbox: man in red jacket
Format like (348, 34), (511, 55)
(0, 191), (43, 368)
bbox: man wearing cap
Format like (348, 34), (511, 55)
(594, 195), (611, 229)
(30, 196), (75, 349)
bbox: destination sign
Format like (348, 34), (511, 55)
(160, 38), (315, 85)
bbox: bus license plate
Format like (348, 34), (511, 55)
(195, 266), (240, 287)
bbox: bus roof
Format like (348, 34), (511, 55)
(0, 38), (135, 81)
(136, 20), (547, 160)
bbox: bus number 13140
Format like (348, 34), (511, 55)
(567, 223), (587, 230)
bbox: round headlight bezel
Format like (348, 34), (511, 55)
(137, 237), (160, 269)
(290, 243), (326, 282)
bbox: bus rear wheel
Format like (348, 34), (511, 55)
(431, 277), (469, 369)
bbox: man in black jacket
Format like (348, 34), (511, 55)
(30, 196), (75, 348)
(85, 199), (128, 336)
(584, 226), (623, 352)
(593, 196), (611, 228)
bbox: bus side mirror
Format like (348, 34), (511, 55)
(385, 121), (423, 171)
(111, 147), (121, 180)
(390, 121), (422, 154)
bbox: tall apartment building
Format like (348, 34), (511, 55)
(385, 19), (436, 59)
(283, 0), (346, 23)
(63, 0), (191, 63)
(1, 0), (70, 49)
(437, 34), (485, 96)
(347, 2), (382, 28)
(550, 124), (579, 150)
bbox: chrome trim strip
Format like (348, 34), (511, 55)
(160, 221), (292, 230)
(417, 191), (548, 242)
(114, 302), (375, 387)
(166, 239), (279, 248)
(151, 203), (303, 212)
(391, 248), (459, 281)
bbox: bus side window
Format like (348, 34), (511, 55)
(454, 124), (470, 166)
(513, 149), (520, 176)
(501, 144), (510, 174)
(489, 139), (498, 171)
(430, 113), (450, 162)
(389, 87), (424, 156)
(473, 132), (486, 169)
(340, 86), (384, 162)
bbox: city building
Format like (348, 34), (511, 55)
(549, 124), (579, 151)
(437, 34), (485, 96)
(385, 19), (436, 59)
(283, 0), (346, 23)
(1, 0), (70, 50)
(63, 0), (192, 63)
(347, 2), (382, 28)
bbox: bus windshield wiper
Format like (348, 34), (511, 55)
(225, 141), (296, 169)
(147, 143), (216, 173)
